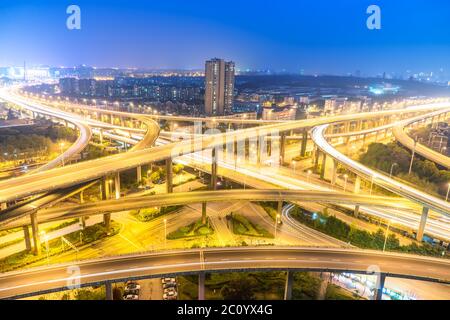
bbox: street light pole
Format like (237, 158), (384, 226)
(408, 140), (417, 175)
(59, 142), (65, 166)
(163, 218), (167, 249)
(383, 220), (392, 252)
(389, 163), (398, 178)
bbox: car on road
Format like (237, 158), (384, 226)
(125, 281), (141, 291)
(123, 294), (139, 300)
(163, 288), (178, 300)
(163, 282), (177, 290)
(161, 277), (176, 284)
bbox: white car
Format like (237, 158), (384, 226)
(161, 277), (176, 284)
(123, 294), (139, 300)
(163, 289), (178, 300)
(125, 281), (141, 291)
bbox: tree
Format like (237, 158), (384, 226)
(220, 279), (256, 300)
(173, 163), (184, 174)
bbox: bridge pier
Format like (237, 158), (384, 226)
(211, 148), (218, 190)
(280, 133), (286, 165)
(0, 202), (7, 210)
(114, 172), (121, 199)
(374, 273), (386, 301)
(354, 205), (360, 218)
(417, 206), (429, 242)
(283, 271), (294, 300)
(136, 165), (142, 184)
(99, 129), (103, 144)
(313, 148), (320, 170)
(198, 272), (205, 300)
(354, 176), (361, 194)
(23, 226), (32, 252)
(30, 212), (40, 256)
(320, 153), (327, 180)
(102, 178), (111, 232)
(300, 130), (308, 157)
(105, 282), (113, 300)
(316, 272), (330, 300)
(166, 158), (173, 193)
(331, 159), (338, 186)
(202, 202), (207, 224)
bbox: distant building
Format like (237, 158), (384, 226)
(204, 58), (235, 116)
(78, 79), (96, 96)
(262, 104), (297, 121)
(59, 78), (79, 95)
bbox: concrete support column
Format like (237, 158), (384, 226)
(136, 165), (142, 184)
(362, 134), (367, 147)
(283, 271), (294, 300)
(331, 159), (338, 186)
(354, 205), (360, 218)
(102, 178), (111, 231)
(114, 172), (121, 199)
(99, 129), (103, 144)
(166, 159), (173, 193)
(105, 282), (113, 300)
(30, 212), (40, 256)
(320, 153), (327, 180)
(316, 272), (330, 300)
(202, 202), (207, 225)
(314, 148), (320, 170)
(374, 273), (386, 301)
(354, 176), (361, 194)
(80, 190), (84, 204)
(277, 201), (283, 217)
(211, 148), (218, 190)
(300, 130), (308, 157)
(280, 133), (286, 165)
(417, 206), (429, 242)
(23, 226), (32, 252)
(198, 272), (205, 300)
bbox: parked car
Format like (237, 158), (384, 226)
(161, 277), (176, 284)
(125, 281), (141, 291)
(163, 288), (178, 300)
(123, 294), (139, 300)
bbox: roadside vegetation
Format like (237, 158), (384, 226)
(167, 218), (214, 240)
(0, 221), (121, 272)
(360, 142), (450, 197)
(177, 271), (360, 300)
(129, 205), (182, 222)
(290, 206), (448, 258)
(227, 213), (273, 238)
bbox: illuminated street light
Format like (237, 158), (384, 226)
(163, 218), (167, 248)
(383, 219), (393, 252)
(389, 163), (398, 178)
(40, 231), (50, 264)
(59, 142), (65, 166)
(446, 183), (450, 202)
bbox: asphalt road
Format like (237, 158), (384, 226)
(0, 246), (449, 299)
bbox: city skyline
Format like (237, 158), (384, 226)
(1, 1), (450, 77)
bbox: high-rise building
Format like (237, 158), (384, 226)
(59, 78), (79, 95)
(204, 58), (235, 116)
(78, 79), (96, 96)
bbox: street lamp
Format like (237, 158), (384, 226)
(446, 183), (450, 202)
(59, 142), (65, 166)
(163, 218), (167, 248)
(408, 138), (421, 175)
(40, 231), (50, 264)
(343, 174), (348, 192)
(389, 163), (398, 178)
(383, 219), (393, 252)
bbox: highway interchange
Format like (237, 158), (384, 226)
(0, 87), (450, 299)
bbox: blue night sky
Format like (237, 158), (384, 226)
(0, 0), (449, 75)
